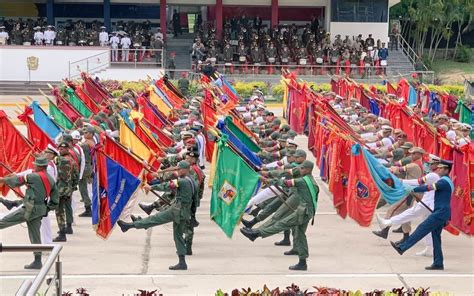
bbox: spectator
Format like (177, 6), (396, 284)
(43, 25), (55, 46)
(110, 32), (120, 62)
(33, 26), (43, 45)
(379, 43), (389, 74)
(120, 33), (131, 62)
(99, 26), (109, 47)
(172, 10), (181, 37)
(0, 26), (9, 45)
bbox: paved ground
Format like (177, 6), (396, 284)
(0, 104), (473, 295)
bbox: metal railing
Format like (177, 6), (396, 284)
(1, 243), (63, 296)
(110, 48), (164, 68)
(396, 34), (429, 72)
(69, 51), (110, 79)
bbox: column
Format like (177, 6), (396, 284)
(325, 0), (331, 32)
(46, 0), (54, 26)
(104, 0), (111, 30)
(216, 0), (223, 41)
(160, 0), (167, 40)
(271, 0), (278, 28)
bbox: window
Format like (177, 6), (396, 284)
(331, 0), (388, 23)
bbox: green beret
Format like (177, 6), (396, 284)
(278, 134), (289, 142)
(33, 155), (49, 167)
(272, 118), (282, 125)
(270, 132), (280, 140)
(280, 124), (291, 132)
(83, 126), (96, 134)
(286, 150), (296, 156)
(178, 160), (190, 169)
(294, 149), (307, 158)
(62, 134), (73, 143)
(58, 142), (69, 148)
(299, 160), (314, 170)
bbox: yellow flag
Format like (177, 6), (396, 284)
(207, 141), (219, 188)
(119, 119), (151, 161)
(130, 109), (144, 121)
(148, 85), (171, 116)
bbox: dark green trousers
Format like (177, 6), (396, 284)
(0, 207), (42, 256)
(133, 206), (187, 256)
(56, 195), (73, 228)
(78, 173), (92, 208)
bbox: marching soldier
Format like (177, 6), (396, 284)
(0, 156), (59, 269)
(117, 161), (197, 270)
(78, 126), (96, 217)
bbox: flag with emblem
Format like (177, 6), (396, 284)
(210, 137), (261, 237)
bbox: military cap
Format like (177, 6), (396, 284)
(84, 126), (96, 134)
(71, 130), (82, 140)
(182, 103), (190, 108)
(409, 147), (425, 154)
(393, 128), (403, 135)
(33, 155), (49, 167)
(98, 111), (108, 118)
(294, 149), (307, 158)
(186, 151), (199, 158)
(392, 148), (404, 161)
(287, 139), (298, 147)
(436, 114), (449, 120)
(191, 110), (200, 116)
(382, 125), (393, 132)
(193, 121), (204, 128)
(58, 142), (69, 148)
(272, 118), (282, 125)
(178, 160), (191, 169)
(263, 110), (271, 116)
(44, 144), (59, 156)
(181, 131), (194, 138)
(280, 124), (291, 132)
(400, 142), (414, 149)
(300, 160), (314, 170)
(287, 130), (297, 138)
(461, 124), (472, 131)
(0, 26), (5, 29)
(62, 134), (73, 143)
(270, 132), (280, 140)
(278, 135), (289, 142)
(437, 159), (453, 169)
(427, 154), (441, 164)
(286, 150), (296, 156)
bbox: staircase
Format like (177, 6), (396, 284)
(165, 34), (194, 70)
(0, 81), (58, 96)
(386, 48), (415, 77)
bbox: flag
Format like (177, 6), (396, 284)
(450, 148), (472, 235)
(408, 85), (418, 106)
(74, 86), (101, 114)
(142, 119), (174, 148)
(135, 120), (164, 155)
(118, 119), (151, 161)
(49, 100), (74, 130)
(52, 88), (82, 123)
(148, 85), (172, 116)
(210, 138), (261, 237)
(386, 81), (397, 95)
(217, 120), (262, 168)
(0, 110), (34, 196)
(30, 101), (62, 139)
(65, 87), (93, 118)
(92, 152), (141, 238)
(17, 106), (55, 151)
(136, 96), (166, 129)
(224, 116), (260, 153)
(346, 144), (381, 226)
(82, 73), (109, 103)
(103, 134), (143, 177)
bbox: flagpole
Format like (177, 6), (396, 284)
(0, 161), (26, 198)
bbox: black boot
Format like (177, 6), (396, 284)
(392, 226), (404, 233)
(274, 230), (291, 246)
(0, 198), (20, 210)
(249, 207), (261, 217)
(24, 255), (42, 269)
(284, 249), (299, 256)
(117, 220), (134, 232)
(169, 255), (187, 270)
(190, 215), (199, 228)
(372, 227), (390, 239)
(65, 223), (73, 234)
(130, 215), (142, 222)
(78, 206), (92, 217)
(394, 232), (410, 245)
(241, 218), (257, 229)
(240, 227), (259, 241)
(139, 203), (155, 215)
(289, 258), (307, 271)
(186, 244), (193, 256)
(390, 241), (404, 255)
(53, 228), (67, 242)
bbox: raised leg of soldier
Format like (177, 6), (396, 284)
(133, 206), (175, 229)
(0, 207), (27, 229)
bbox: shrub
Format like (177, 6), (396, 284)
(455, 45), (472, 63)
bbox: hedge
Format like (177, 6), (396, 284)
(101, 79), (465, 102)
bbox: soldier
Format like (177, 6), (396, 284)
(55, 25), (67, 45)
(99, 26), (109, 46)
(43, 25), (55, 46)
(53, 142), (79, 242)
(121, 33), (131, 62)
(223, 42), (234, 64)
(0, 156), (59, 269)
(110, 32), (120, 62)
(177, 72), (190, 97)
(77, 126), (95, 217)
(11, 23), (23, 45)
(33, 26), (43, 45)
(0, 26), (10, 45)
(117, 161), (197, 270)
(241, 160), (319, 271)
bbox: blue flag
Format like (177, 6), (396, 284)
(353, 144), (412, 205)
(92, 154), (141, 238)
(408, 85), (417, 106)
(30, 101), (61, 139)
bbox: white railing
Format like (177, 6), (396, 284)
(396, 34), (429, 72)
(69, 51), (110, 79)
(1, 243), (63, 296)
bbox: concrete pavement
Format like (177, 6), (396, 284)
(0, 107), (473, 295)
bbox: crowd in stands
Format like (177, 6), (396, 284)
(0, 18), (165, 63)
(191, 15), (390, 76)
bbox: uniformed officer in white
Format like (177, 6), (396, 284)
(109, 32), (120, 62)
(0, 26), (9, 45)
(99, 26), (109, 47)
(43, 25), (56, 46)
(34, 26), (44, 45)
(120, 33), (131, 62)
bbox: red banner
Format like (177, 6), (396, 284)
(451, 148), (473, 235)
(18, 107), (54, 152)
(102, 134), (143, 177)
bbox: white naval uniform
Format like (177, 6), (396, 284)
(43, 30), (56, 45)
(0, 31), (9, 45)
(120, 37), (131, 62)
(34, 31), (44, 45)
(391, 172), (440, 247)
(99, 31), (109, 46)
(109, 36), (120, 61)
(196, 132), (206, 168)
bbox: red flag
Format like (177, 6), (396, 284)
(450, 148), (473, 235)
(201, 98), (218, 161)
(137, 96), (165, 129)
(51, 88), (82, 123)
(17, 107), (55, 151)
(103, 134), (143, 177)
(346, 146), (381, 226)
(82, 73), (109, 103)
(141, 119), (174, 148)
(74, 86), (101, 114)
(134, 120), (164, 156)
(287, 84), (308, 134)
(387, 81), (397, 95)
(328, 136), (351, 219)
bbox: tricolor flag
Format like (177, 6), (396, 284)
(92, 152), (141, 238)
(30, 101), (62, 139)
(210, 137), (261, 237)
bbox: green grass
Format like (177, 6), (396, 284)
(432, 60), (474, 74)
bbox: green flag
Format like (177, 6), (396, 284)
(65, 87), (93, 118)
(455, 99), (473, 137)
(210, 139), (261, 237)
(49, 101), (74, 130)
(224, 116), (261, 152)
